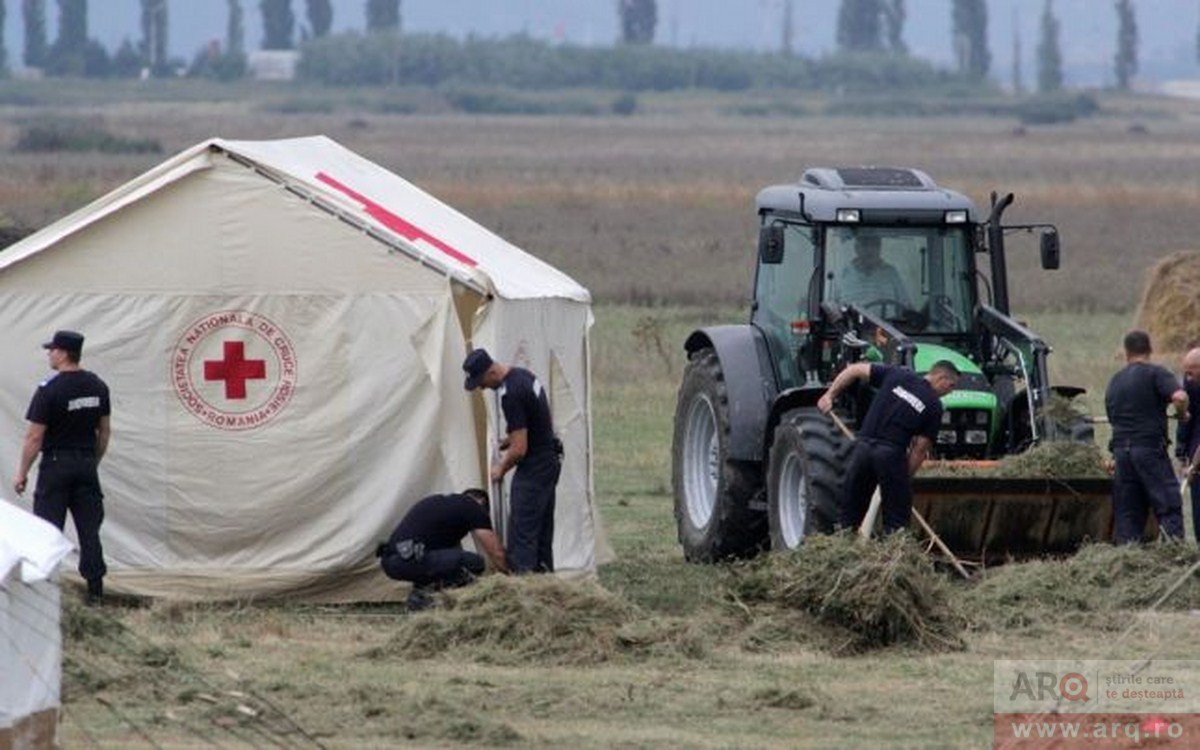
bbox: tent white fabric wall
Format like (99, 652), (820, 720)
(0, 136), (607, 601)
(0, 501), (72, 750)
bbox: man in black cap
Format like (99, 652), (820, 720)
(377, 488), (508, 611)
(463, 347), (561, 573)
(13, 330), (112, 604)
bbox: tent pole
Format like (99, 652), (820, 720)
(492, 390), (508, 547)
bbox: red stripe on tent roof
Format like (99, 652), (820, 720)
(315, 171), (478, 268)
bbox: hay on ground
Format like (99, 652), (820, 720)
(726, 533), (966, 654)
(962, 541), (1200, 630)
(1133, 250), (1200, 355)
(367, 575), (705, 665)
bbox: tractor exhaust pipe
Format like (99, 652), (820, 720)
(987, 191), (1015, 315)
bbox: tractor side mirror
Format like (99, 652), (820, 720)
(1039, 231), (1060, 270)
(759, 225), (785, 265)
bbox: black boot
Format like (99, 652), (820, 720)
(86, 578), (104, 606)
(405, 587), (434, 612)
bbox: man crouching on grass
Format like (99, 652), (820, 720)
(377, 489), (509, 612)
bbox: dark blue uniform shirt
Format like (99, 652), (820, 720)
(391, 494), (492, 550)
(1105, 362), (1179, 449)
(500, 367), (556, 459)
(857, 364), (943, 448)
(26, 370), (111, 451)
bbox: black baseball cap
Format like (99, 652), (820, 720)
(462, 348), (494, 390)
(43, 330), (84, 353)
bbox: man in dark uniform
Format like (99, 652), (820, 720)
(817, 359), (959, 534)
(1106, 330), (1189, 543)
(377, 488), (508, 611)
(463, 348), (561, 573)
(13, 330), (112, 604)
(1176, 347), (1200, 541)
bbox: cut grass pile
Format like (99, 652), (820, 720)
(921, 440), (1108, 478)
(963, 541), (1200, 630)
(991, 441), (1108, 478)
(367, 575), (709, 666)
(726, 533), (967, 654)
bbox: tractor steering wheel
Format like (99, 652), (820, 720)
(862, 298), (911, 320)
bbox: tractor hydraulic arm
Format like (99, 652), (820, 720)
(978, 304), (1053, 441)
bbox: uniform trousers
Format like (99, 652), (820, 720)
(839, 439), (912, 534)
(1112, 445), (1184, 543)
(33, 449), (106, 584)
(381, 547), (485, 590)
(507, 452), (561, 573)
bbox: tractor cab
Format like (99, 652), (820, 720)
(750, 167), (1063, 460)
(753, 219), (978, 388)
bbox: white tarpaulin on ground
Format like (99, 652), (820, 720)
(0, 136), (608, 602)
(0, 500), (72, 750)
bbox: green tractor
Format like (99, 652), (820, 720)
(672, 167), (1110, 562)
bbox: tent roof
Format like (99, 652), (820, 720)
(0, 135), (590, 304)
(0, 501), (73, 584)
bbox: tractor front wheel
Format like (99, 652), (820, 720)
(766, 408), (849, 550)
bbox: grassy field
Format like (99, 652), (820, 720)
(53, 306), (1200, 749)
(3, 83), (1198, 747)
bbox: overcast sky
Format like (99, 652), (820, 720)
(5, 0), (1199, 86)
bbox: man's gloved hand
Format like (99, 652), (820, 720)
(375, 542), (390, 558)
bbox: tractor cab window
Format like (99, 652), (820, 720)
(753, 221), (817, 389)
(825, 226), (973, 335)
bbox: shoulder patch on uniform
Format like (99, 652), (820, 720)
(892, 384), (927, 413)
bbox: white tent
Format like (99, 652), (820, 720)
(0, 501), (73, 750)
(0, 136), (608, 601)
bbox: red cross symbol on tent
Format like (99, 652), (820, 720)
(203, 341), (266, 400)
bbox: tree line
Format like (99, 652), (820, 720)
(5, 0), (403, 79)
(0, 0), (1158, 94)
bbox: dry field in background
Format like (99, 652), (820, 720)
(0, 86), (1198, 310)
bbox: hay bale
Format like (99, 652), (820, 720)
(727, 534), (966, 654)
(963, 542), (1200, 630)
(1133, 250), (1200, 355)
(367, 576), (704, 665)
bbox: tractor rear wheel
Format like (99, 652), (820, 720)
(672, 349), (766, 561)
(766, 408), (850, 550)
